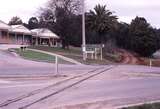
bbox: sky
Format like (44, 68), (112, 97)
(0, 0), (159, 28)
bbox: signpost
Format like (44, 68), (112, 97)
(84, 44), (104, 60)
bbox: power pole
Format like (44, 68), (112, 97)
(82, 0), (86, 60)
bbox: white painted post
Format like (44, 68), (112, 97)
(101, 48), (103, 60)
(95, 48), (97, 60)
(91, 52), (94, 59)
(150, 59), (152, 67)
(55, 56), (59, 76)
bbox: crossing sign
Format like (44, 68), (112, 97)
(82, 44), (105, 60)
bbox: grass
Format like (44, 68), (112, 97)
(122, 102), (160, 109)
(17, 49), (55, 62)
(27, 46), (160, 66)
(13, 49), (73, 64)
(29, 46), (82, 55)
(29, 46), (113, 65)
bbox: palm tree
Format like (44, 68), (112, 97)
(87, 4), (117, 44)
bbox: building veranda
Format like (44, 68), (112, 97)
(0, 20), (60, 47)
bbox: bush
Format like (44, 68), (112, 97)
(128, 17), (160, 57)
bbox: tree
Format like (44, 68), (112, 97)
(39, 0), (82, 49)
(54, 7), (84, 48)
(38, 8), (56, 33)
(28, 17), (39, 29)
(128, 16), (160, 57)
(8, 16), (23, 25)
(48, 0), (82, 14)
(86, 4), (117, 44)
(54, 7), (69, 48)
(115, 22), (129, 48)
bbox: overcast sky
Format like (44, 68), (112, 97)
(0, 0), (159, 28)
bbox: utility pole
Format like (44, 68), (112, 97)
(82, 0), (86, 60)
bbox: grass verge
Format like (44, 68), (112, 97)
(13, 49), (73, 64)
(29, 46), (114, 65)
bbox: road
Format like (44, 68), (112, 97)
(0, 48), (160, 109)
(0, 50), (97, 76)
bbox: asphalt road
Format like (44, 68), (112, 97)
(0, 48), (160, 109)
(0, 50), (98, 76)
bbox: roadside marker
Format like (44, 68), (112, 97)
(55, 56), (59, 76)
(149, 59), (152, 67)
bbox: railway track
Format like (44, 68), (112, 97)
(0, 65), (117, 109)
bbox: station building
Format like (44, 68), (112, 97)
(0, 20), (60, 47)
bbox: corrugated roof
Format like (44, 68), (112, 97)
(10, 25), (32, 35)
(31, 28), (59, 39)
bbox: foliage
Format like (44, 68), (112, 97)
(38, 0), (82, 49)
(9, 1), (159, 57)
(28, 17), (39, 29)
(86, 4), (117, 43)
(128, 16), (160, 56)
(39, 8), (56, 32)
(115, 17), (160, 57)
(8, 16), (23, 25)
(115, 22), (129, 49)
(54, 7), (72, 49)
(48, 0), (82, 14)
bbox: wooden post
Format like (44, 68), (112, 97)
(15, 33), (17, 44)
(36, 37), (38, 46)
(50, 38), (52, 47)
(52, 38), (55, 47)
(31, 37), (33, 45)
(40, 38), (41, 45)
(7, 31), (9, 43)
(23, 34), (25, 44)
(55, 39), (58, 47)
(49, 38), (52, 47)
